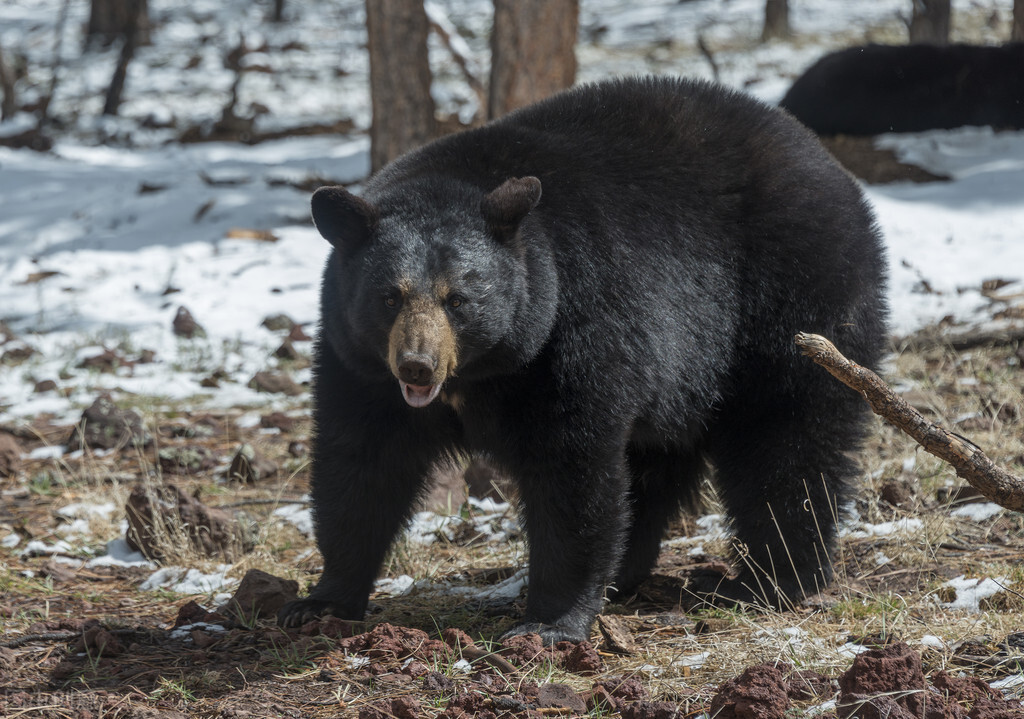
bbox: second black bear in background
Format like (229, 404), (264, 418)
(781, 43), (1024, 135)
(279, 76), (889, 644)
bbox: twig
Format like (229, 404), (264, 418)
(37, 0), (71, 130)
(0, 37), (16, 120)
(696, 33), (719, 81)
(794, 332), (1024, 511)
(425, 4), (486, 119)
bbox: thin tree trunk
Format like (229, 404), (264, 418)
(908, 0), (951, 44)
(762, 0), (791, 41)
(488, 0), (578, 119)
(365, 0), (436, 174)
(0, 40), (16, 121)
(1013, 0), (1024, 41)
(103, 0), (141, 115)
(87, 0), (149, 48)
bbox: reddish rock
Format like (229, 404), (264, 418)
(565, 641), (604, 675)
(620, 701), (685, 719)
(441, 627), (474, 649)
(261, 313), (296, 332)
(840, 693), (916, 719)
(73, 626), (124, 657)
(69, 394), (152, 450)
(287, 323), (312, 341)
(595, 676), (649, 704)
(838, 643), (926, 719)
(423, 671), (456, 694)
(442, 692), (492, 719)
(125, 483), (252, 560)
(218, 568), (298, 621)
(711, 664), (791, 719)
(932, 671), (999, 704)
(227, 443), (278, 483)
(336, 623), (446, 662)
(881, 479), (914, 507)
(499, 633), (546, 666)
(77, 348), (130, 373)
(32, 379), (58, 393)
(0, 432), (20, 478)
(172, 305), (205, 339)
(359, 697), (421, 719)
(173, 600), (227, 628)
(248, 370), (303, 396)
(968, 698), (1022, 719)
(787, 669), (837, 701)
(537, 683), (586, 713)
(259, 411), (295, 432)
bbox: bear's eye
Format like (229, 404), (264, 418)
(447, 294), (465, 309)
(384, 295), (399, 309)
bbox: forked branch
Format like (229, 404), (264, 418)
(794, 332), (1024, 511)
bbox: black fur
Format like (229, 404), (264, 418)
(278, 76), (889, 643)
(780, 43), (1024, 135)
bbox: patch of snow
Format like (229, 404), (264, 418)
(938, 575), (1007, 612)
(140, 565), (237, 595)
(2, 533), (21, 548)
(19, 539), (75, 557)
(86, 538), (156, 568)
(169, 622), (227, 640)
(450, 658), (473, 673)
(272, 503), (313, 537)
(836, 642), (872, 658)
(345, 655), (370, 669)
(375, 574), (417, 597)
(28, 446), (66, 460)
(57, 502), (117, 519)
(841, 517), (924, 539)
(671, 651), (710, 669)
(950, 502), (1004, 522)
(918, 634), (947, 650)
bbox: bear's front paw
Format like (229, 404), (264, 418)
(501, 621), (588, 645)
(277, 598), (343, 628)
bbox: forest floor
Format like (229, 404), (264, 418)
(2, 314), (1024, 718)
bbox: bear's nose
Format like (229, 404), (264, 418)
(397, 353), (436, 386)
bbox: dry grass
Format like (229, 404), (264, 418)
(2, 337), (1024, 716)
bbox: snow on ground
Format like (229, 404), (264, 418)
(1, 0), (1022, 427)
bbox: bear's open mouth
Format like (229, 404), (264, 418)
(400, 380), (442, 408)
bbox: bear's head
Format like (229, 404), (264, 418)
(311, 176), (551, 408)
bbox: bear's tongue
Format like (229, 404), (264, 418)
(400, 380), (441, 408)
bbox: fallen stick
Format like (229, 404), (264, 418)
(794, 332), (1024, 512)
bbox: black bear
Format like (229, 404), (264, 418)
(278, 76), (888, 643)
(780, 43), (1024, 135)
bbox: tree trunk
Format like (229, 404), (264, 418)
(762, 0), (791, 41)
(87, 0), (149, 48)
(908, 0), (951, 44)
(0, 40), (15, 121)
(488, 0), (578, 119)
(365, 0), (436, 175)
(1013, 0), (1024, 41)
(102, 0), (142, 115)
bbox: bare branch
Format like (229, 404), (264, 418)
(794, 332), (1024, 511)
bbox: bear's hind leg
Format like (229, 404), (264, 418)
(704, 398), (865, 608)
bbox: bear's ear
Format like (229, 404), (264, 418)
(480, 176), (542, 240)
(311, 185), (378, 249)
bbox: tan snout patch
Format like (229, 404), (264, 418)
(387, 294), (458, 386)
